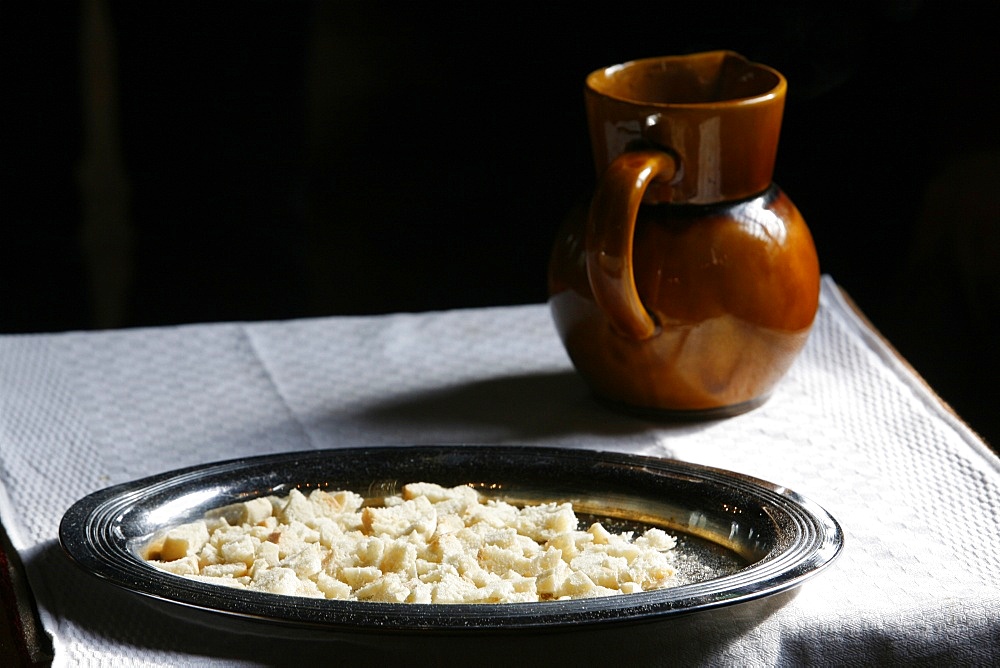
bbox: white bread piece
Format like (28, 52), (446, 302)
(361, 494), (436, 541)
(309, 488), (364, 518)
(158, 521), (210, 561)
(250, 566), (324, 598)
(205, 496), (274, 526)
(151, 554), (201, 576)
(280, 542), (323, 578)
(514, 502), (578, 542)
(276, 488), (315, 524)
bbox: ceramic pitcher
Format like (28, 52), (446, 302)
(549, 51), (820, 417)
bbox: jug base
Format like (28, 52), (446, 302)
(595, 394), (770, 422)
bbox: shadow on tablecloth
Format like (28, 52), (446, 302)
(340, 370), (720, 450)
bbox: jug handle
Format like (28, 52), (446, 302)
(586, 149), (678, 340)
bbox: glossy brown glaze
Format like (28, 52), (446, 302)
(549, 52), (820, 416)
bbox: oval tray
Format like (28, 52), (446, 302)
(59, 445), (842, 634)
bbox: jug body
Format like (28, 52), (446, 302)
(548, 51), (820, 416)
(549, 185), (819, 416)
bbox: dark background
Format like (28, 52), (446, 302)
(3, 2), (997, 447)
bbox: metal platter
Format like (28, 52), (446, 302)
(59, 445), (842, 635)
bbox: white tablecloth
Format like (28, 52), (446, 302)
(1, 276), (998, 666)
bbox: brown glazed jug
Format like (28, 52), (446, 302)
(549, 51), (820, 417)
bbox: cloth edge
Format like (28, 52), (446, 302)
(820, 275), (999, 472)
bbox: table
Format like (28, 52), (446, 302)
(1, 276), (998, 666)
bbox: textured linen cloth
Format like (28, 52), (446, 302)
(0, 276), (997, 666)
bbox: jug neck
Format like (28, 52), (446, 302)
(586, 51), (786, 205)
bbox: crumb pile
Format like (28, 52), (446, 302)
(144, 482), (677, 603)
